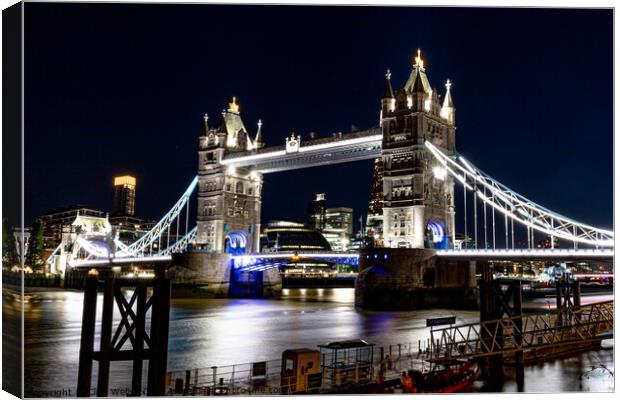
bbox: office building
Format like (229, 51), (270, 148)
(306, 193), (326, 231)
(113, 175), (136, 216)
(323, 207), (354, 251)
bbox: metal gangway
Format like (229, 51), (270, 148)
(423, 300), (613, 363)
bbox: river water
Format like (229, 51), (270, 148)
(12, 288), (613, 396)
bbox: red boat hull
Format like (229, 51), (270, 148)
(403, 363), (480, 394)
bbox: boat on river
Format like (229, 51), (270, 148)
(401, 361), (480, 393)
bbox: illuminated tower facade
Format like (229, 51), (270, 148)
(380, 50), (457, 249)
(196, 97), (264, 253)
(113, 175), (136, 216)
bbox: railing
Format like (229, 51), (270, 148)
(164, 341), (431, 396)
(426, 301), (613, 362)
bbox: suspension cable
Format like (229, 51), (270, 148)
(473, 186), (478, 249)
(166, 223), (171, 249)
(504, 213), (508, 249)
(492, 197), (496, 250)
(185, 197), (190, 235)
(511, 216), (515, 249)
(527, 226), (531, 249)
(176, 212), (180, 246)
(463, 173), (468, 248)
(483, 186), (488, 249)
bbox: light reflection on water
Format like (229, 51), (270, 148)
(17, 288), (613, 396)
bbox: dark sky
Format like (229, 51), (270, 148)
(24, 4), (613, 234)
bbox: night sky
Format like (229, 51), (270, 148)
(24, 4), (613, 234)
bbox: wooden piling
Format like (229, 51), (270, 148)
(77, 277), (98, 397)
(96, 276), (115, 397)
(147, 266), (171, 396)
(130, 284), (147, 396)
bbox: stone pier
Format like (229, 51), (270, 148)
(169, 251), (281, 298)
(355, 248), (477, 310)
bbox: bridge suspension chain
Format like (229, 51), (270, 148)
(425, 141), (613, 248)
(125, 176), (198, 255)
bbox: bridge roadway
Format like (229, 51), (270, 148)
(231, 248), (614, 262)
(69, 248), (614, 269)
(220, 128), (382, 173)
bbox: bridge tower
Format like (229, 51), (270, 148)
(380, 50), (457, 249)
(195, 97), (264, 253)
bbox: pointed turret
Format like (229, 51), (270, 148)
(202, 113), (209, 136)
(228, 96), (240, 113)
(404, 49), (431, 94)
(410, 70), (426, 111)
(442, 79), (454, 108)
(412, 70), (425, 93)
(254, 119), (265, 149)
(440, 79), (456, 125)
(408, 50), (428, 111)
(221, 96), (251, 150)
(381, 69), (396, 118)
(383, 69), (395, 99)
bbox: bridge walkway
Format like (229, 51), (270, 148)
(422, 300), (613, 363)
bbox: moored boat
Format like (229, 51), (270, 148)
(402, 362), (480, 393)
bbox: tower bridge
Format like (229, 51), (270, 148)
(51, 50), (614, 307)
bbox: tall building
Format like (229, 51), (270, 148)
(113, 175), (137, 216)
(306, 194), (354, 251)
(325, 207), (353, 236)
(365, 157), (384, 247)
(306, 193), (326, 231)
(380, 50), (456, 249)
(110, 175), (156, 244)
(323, 207), (353, 251)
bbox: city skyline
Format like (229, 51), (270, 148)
(22, 4), (612, 232)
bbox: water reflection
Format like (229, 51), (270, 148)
(16, 288), (613, 396)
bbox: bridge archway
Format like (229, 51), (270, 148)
(225, 231), (248, 255)
(426, 220), (449, 250)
